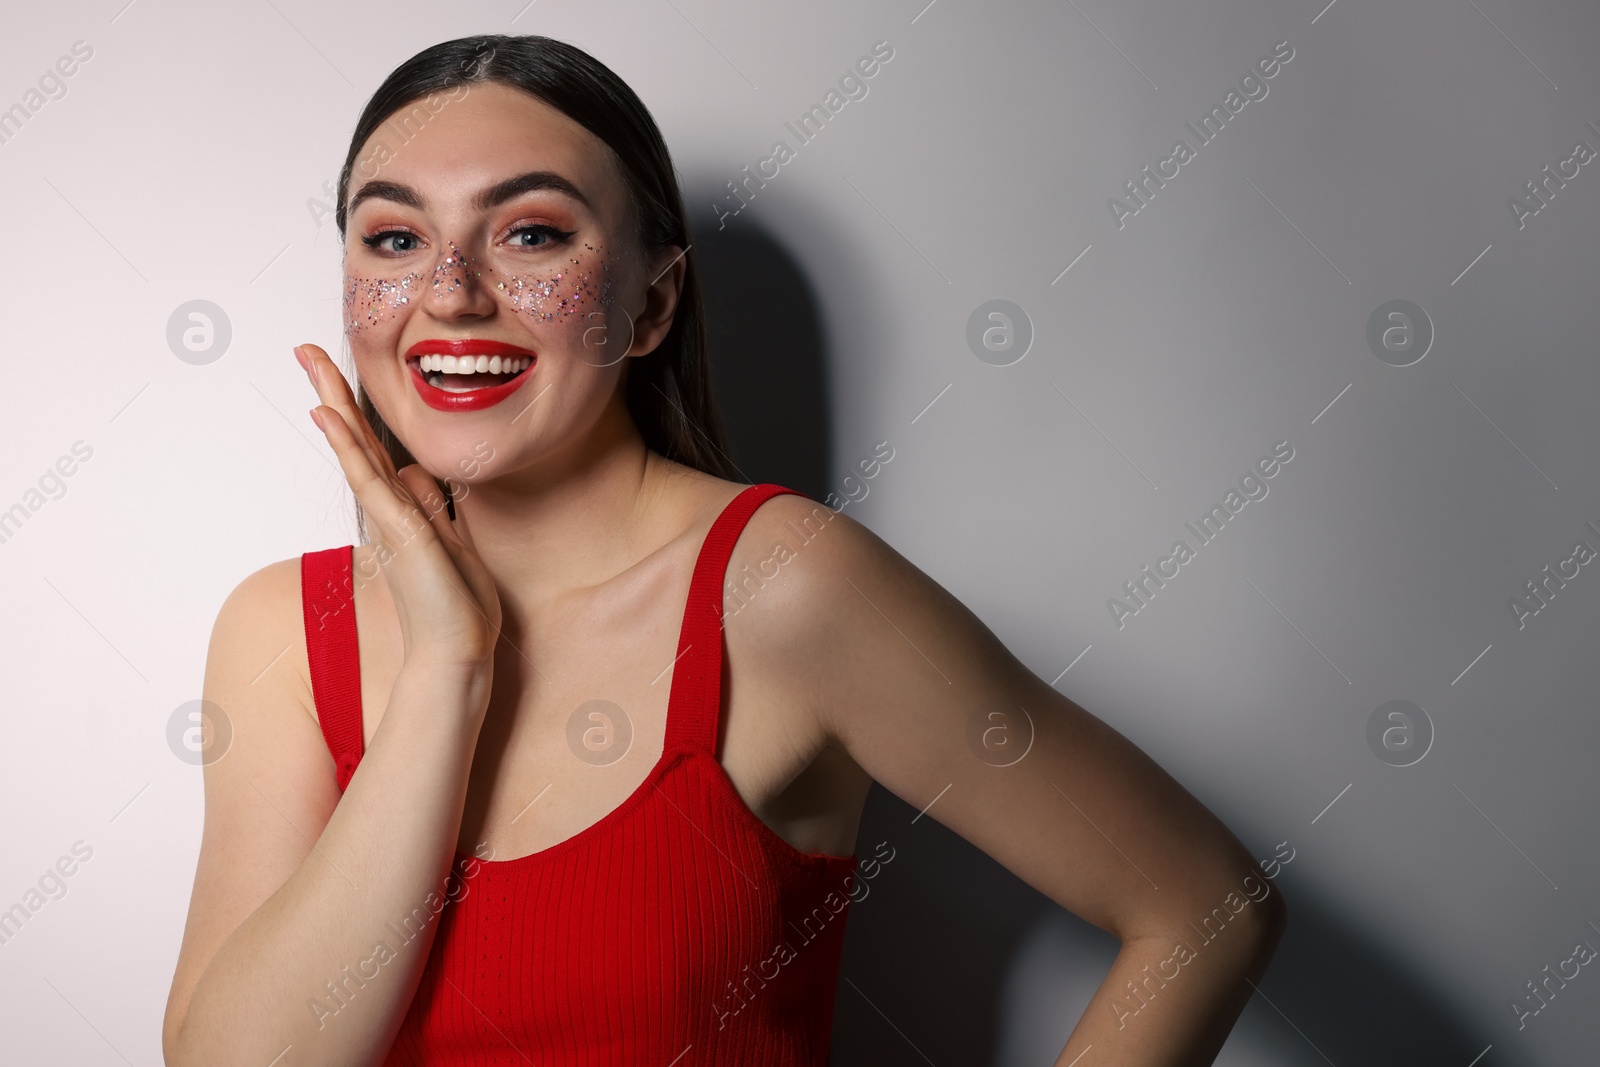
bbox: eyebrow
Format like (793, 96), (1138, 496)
(346, 169), (593, 219)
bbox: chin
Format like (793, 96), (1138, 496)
(396, 425), (504, 487)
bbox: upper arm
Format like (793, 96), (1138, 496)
(745, 499), (1284, 942)
(163, 558), (342, 1049)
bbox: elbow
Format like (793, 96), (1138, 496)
(1152, 860), (1290, 965)
(162, 1022), (187, 1067)
(1261, 878), (1289, 934)
(161, 1010), (188, 1067)
(1235, 878), (1289, 968)
(162, 991), (199, 1067)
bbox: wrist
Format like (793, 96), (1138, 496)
(396, 657), (494, 709)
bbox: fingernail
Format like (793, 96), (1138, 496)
(309, 407), (324, 430)
(293, 345), (308, 371)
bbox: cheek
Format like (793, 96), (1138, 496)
(343, 269), (421, 336)
(490, 245), (617, 327)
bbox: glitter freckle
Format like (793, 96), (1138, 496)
(343, 272), (420, 335)
(343, 241), (616, 333)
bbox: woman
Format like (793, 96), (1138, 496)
(162, 33), (1284, 1067)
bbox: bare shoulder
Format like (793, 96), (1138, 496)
(731, 492), (878, 593)
(721, 493), (905, 707)
(729, 491), (916, 624)
(205, 555), (316, 726)
(216, 554), (303, 617)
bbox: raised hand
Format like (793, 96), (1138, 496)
(298, 343), (504, 679)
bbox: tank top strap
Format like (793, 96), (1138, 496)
(300, 545), (365, 792)
(663, 483), (800, 758)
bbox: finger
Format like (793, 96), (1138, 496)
(312, 403), (435, 550)
(299, 343), (380, 474)
(300, 343), (388, 467)
(396, 465), (462, 549)
(397, 468), (478, 582)
(392, 467), (498, 600)
(395, 466), (501, 632)
(432, 475), (486, 560)
(299, 343), (398, 484)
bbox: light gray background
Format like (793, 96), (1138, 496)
(1, 0), (1596, 1063)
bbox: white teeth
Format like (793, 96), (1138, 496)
(416, 354), (531, 375)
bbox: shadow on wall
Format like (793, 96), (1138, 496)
(687, 200), (1503, 1067)
(826, 785), (1503, 1066)
(693, 219), (833, 500)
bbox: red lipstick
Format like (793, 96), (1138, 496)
(404, 338), (536, 412)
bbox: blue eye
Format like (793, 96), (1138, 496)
(357, 224), (575, 257)
(510, 224), (575, 249)
(360, 230), (421, 255)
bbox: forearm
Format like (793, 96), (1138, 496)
(1053, 911), (1286, 1067)
(169, 664), (490, 1067)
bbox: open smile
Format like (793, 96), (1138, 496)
(405, 338), (537, 412)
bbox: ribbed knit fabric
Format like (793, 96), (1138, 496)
(301, 545), (364, 792)
(299, 483), (858, 1064)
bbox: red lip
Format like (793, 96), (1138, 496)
(405, 338), (537, 412)
(406, 338), (537, 358)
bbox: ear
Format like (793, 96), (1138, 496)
(623, 244), (688, 359)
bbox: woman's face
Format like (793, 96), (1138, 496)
(341, 80), (677, 490)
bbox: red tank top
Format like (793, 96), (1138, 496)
(300, 483), (858, 1065)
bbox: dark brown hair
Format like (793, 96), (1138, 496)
(335, 34), (738, 541)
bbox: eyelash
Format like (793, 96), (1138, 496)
(359, 223), (577, 256)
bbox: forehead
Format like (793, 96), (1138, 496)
(349, 81), (626, 222)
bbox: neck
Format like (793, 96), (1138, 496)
(448, 390), (685, 616)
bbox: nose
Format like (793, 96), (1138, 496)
(424, 240), (498, 321)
